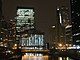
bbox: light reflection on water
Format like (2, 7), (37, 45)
(22, 55), (49, 60)
(22, 55), (73, 60)
(58, 57), (73, 60)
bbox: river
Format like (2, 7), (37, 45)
(22, 55), (74, 60)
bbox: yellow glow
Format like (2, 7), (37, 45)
(19, 46), (21, 49)
(69, 44), (72, 47)
(14, 44), (17, 46)
(22, 55), (49, 60)
(21, 50), (50, 53)
(58, 44), (62, 47)
(58, 57), (62, 60)
(66, 57), (69, 60)
(66, 44), (68, 46)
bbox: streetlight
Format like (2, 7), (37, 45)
(52, 25), (55, 29)
(51, 25), (56, 48)
(58, 43), (63, 50)
(58, 43), (62, 47)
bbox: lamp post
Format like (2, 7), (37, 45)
(51, 25), (56, 48)
(58, 43), (63, 51)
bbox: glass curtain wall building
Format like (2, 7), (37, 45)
(16, 7), (34, 32)
(21, 32), (44, 50)
(70, 0), (80, 45)
(16, 7), (45, 56)
(16, 7), (34, 47)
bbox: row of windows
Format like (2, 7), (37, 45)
(16, 8), (34, 31)
(20, 34), (44, 46)
(17, 9), (34, 16)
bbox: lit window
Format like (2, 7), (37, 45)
(72, 11), (74, 13)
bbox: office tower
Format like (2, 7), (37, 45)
(56, 6), (72, 47)
(70, 0), (80, 45)
(0, 19), (8, 47)
(16, 7), (45, 51)
(16, 7), (34, 31)
(0, 19), (16, 48)
(16, 7), (34, 47)
(60, 6), (72, 45)
(7, 19), (16, 48)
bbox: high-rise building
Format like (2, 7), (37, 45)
(60, 6), (72, 45)
(16, 7), (34, 31)
(0, 19), (9, 47)
(16, 7), (35, 46)
(0, 19), (16, 48)
(70, 0), (80, 45)
(16, 7), (45, 50)
(56, 6), (72, 47)
(7, 19), (16, 48)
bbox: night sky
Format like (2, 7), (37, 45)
(2, 0), (70, 46)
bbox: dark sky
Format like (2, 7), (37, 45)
(2, 0), (70, 46)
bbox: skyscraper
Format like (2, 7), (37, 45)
(16, 7), (45, 51)
(70, 0), (80, 45)
(56, 6), (72, 47)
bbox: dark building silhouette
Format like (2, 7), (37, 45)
(0, 0), (2, 19)
(70, 0), (80, 45)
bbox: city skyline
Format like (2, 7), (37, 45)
(1, 0), (70, 46)
(0, 0), (80, 60)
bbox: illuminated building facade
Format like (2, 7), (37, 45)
(70, 0), (80, 45)
(0, 19), (16, 48)
(16, 7), (34, 46)
(7, 19), (16, 47)
(60, 6), (72, 45)
(56, 6), (72, 46)
(16, 7), (34, 32)
(21, 29), (44, 50)
(16, 7), (45, 50)
(0, 19), (8, 47)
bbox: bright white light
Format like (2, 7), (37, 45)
(14, 44), (17, 46)
(57, 8), (59, 10)
(59, 57), (62, 60)
(77, 45), (80, 49)
(66, 57), (69, 60)
(59, 13), (62, 24)
(65, 25), (72, 29)
(73, 45), (76, 47)
(52, 26), (55, 28)
(73, 33), (80, 36)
